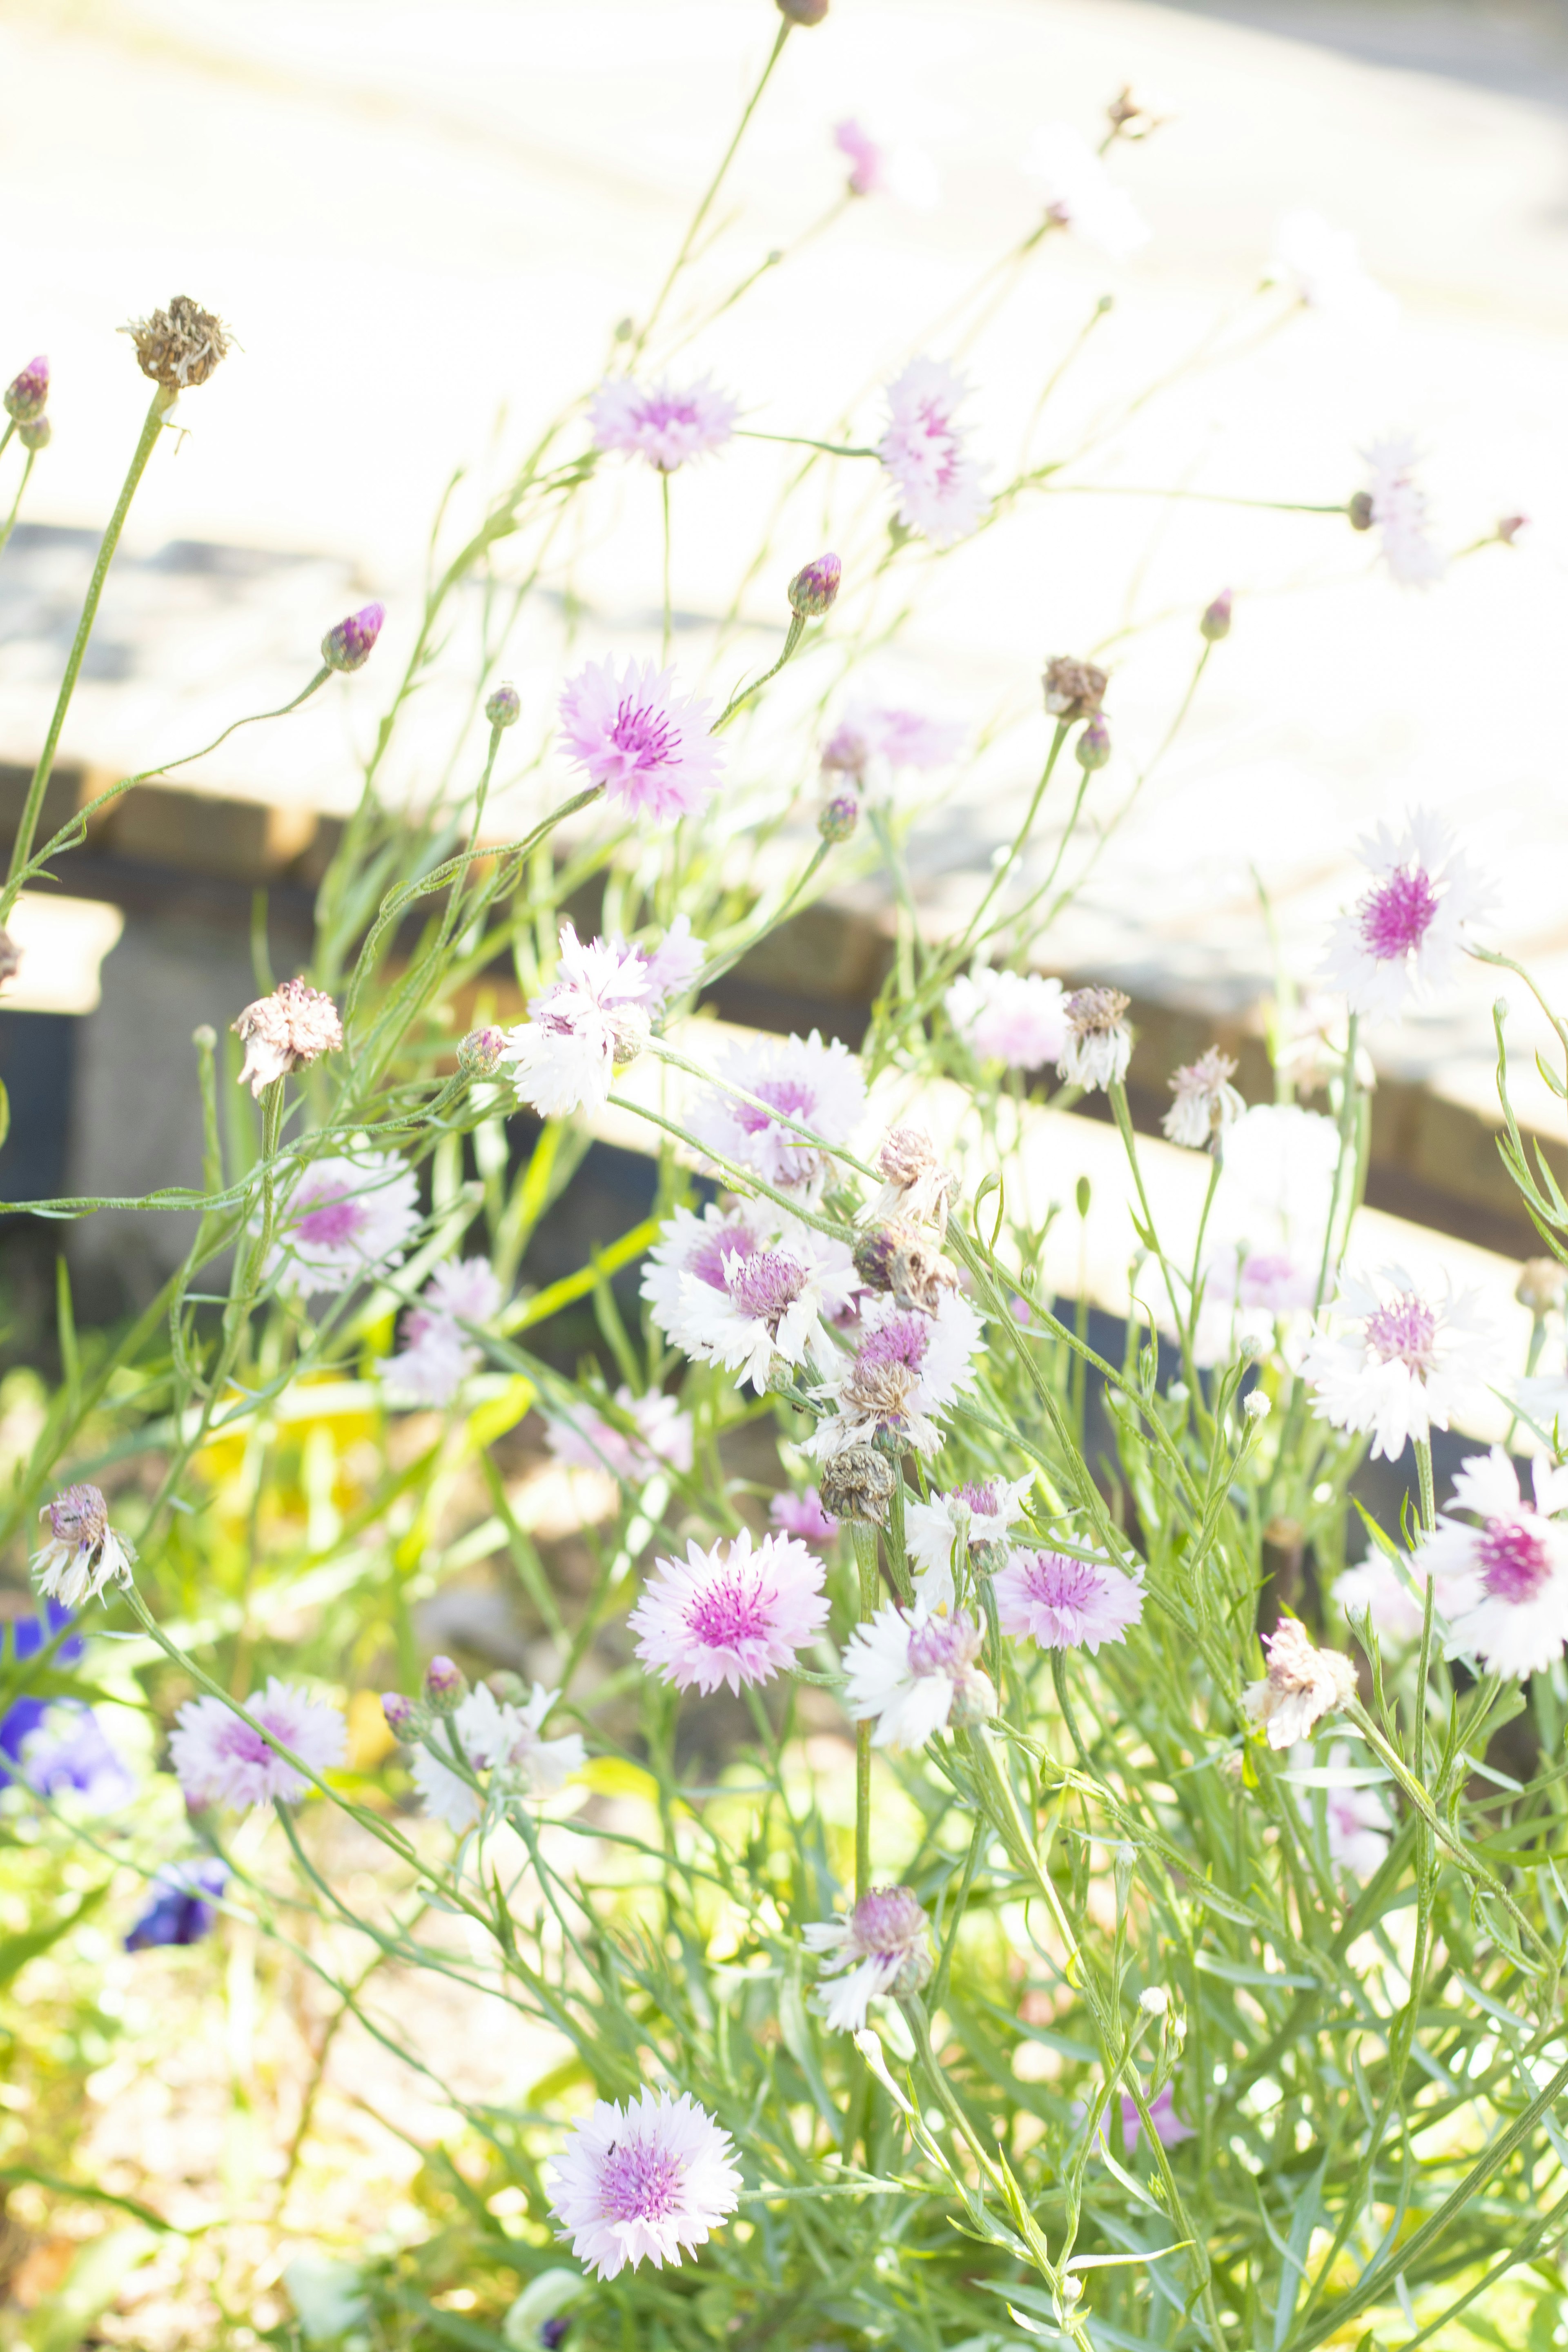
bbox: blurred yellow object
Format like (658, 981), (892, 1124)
(576, 1755), (658, 1804)
(345, 1687), (399, 1771)
(466, 1376), (536, 1452)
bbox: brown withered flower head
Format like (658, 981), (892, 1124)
(856, 1219), (960, 1318)
(121, 296), (232, 393)
(233, 977), (343, 1098)
(818, 1443), (896, 1526)
(1042, 656), (1109, 723)
(867, 1123), (958, 1237)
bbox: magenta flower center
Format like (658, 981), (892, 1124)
(850, 1885), (925, 1956)
(1478, 1515), (1552, 1604)
(728, 1250), (806, 1324)
(295, 1189), (369, 1248)
(858, 1315), (930, 1375)
(1024, 1554), (1097, 1611)
(735, 1075), (816, 1136)
(213, 1717), (275, 1769)
(1358, 866), (1439, 963)
(48, 1483), (107, 1549)
(907, 1614), (978, 1676)
(597, 2136), (685, 2225)
(907, 399), (961, 488)
(686, 1574), (771, 1653)
(610, 697), (675, 773)
(688, 1229), (756, 1292)
(1364, 1294), (1437, 1371)
(960, 1482), (998, 1517)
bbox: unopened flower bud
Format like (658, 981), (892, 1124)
(788, 552), (842, 618)
(4, 356), (48, 425)
(950, 1667), (998, 1729)
(1139, 1985), (1170, 2016)
(1200, 588), (1232, 642)
(18, 414), (51, 452)
(819, 793), (859, 844)
(485, 682), (521, 728)
(1347, 491), (1375, 533)
(458, 1025), (508, 1078)
(381, 1692), (419, 1737)
(1243, 1390), (1271, 1423)
(1076, 713), (1111, 771)
(487, 1670), (529, 1706)
(323, 603), (385, 673)
(541, 2323), (571, 2351)
(424, 1655), (467, 1714)
(853, 1222), (907, 1294)
(1497, 514), (1529, 547)
(819, 1443), (896, 1526)
(777, 0), (829, 21)
(1517, 1257), (1567, 1317)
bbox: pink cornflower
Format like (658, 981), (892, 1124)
(843, 1605), (996, 1750)
(1359, 434), (1445, 587)
(811, 1290), (982, 1461)
(803, 1885), (933, 2031)
(993, 1549), (1144, 1653)
(1291, 1742), (1391, 1881)
(770, 1488), (839, 1545)
(546, 2089), (741, 2281)
(588, 374), (738, 473)
(1301, 1263), (1501, 1460)
(637, 914), (707, 1007)
(548, 1387), (693, 1483)
(1118, 2083), (1193, 2152)
(31, 1483), (136, 1609)
(678, 1228), (859, 1393)
(504, 923), (653, 1118)
(1422, 1446), (1568, 1680)
(1320, 810), (1490, 1025)
(169, 1679), (346, 1811)
(629, 1528), (828, 1694)
(641, 1199), (773, 1351)
(559, 658), (723, 823)
(1332, 1548), (1433, 1647)
(945, 967), (1067, 1071)
(821, 703), (966, 794)
(266, 1152), (421, 1300)
(381, 1257), (501, 1408)
(877, 358), (989, 548)
(690, 1030), (866, 1198)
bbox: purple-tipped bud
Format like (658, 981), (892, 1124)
(818, 793), (859, 845)
(777, 0), (829, 20)
(18, 414), (51, 452)
(457, 1024), (508, 1078)
(485, 682), (521, 728)
(1497, 514), (1529, 547)
(1200, 589), (1232, 643)
(1347, 490), (1375, 534)
(424, 1655), (467, 1714)
(1076, 713), (1111, 771)
(4, 356), (48, 425)
(540, 2323), (571, 2352)
(788, 552), (842, 618)
(322, 602), (385, 674)
(381, 1692), (418, 1737)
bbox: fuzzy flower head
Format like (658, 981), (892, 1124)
(32, 1484), (136, 1610)
(504, 924), (653, 1120)
(170, 1679), (346, 1810)
(638, 914), (707, 1008)
(994, 1548), (1145, 1654)
(812, 1289), (983, 1462)
(1058, 986), (1132, 1093)
(380, 1257), (501, 1408)
(641, 1198), (774, 1352)
(547, 1386), (694, 1483)
(1243, 1621), (1357, 1749)
(844, 1605), (996, 1750)
(629, 1528), (828, 1694)
(1023, 125), (1149, 258)
(691, 1030), (866, 1198)
(1421, 1447), (1568, 1681)
(1301, 1263), (1501, 1460)
(125, 1859), (229, 1951)
(803, 1885), (933, 2032)
(265, 1151), (420, 1300)
(1356, 434), (1445, 587)
(546, 2090), (741, 2281)
(947, 967), (1067, 1071)
(877, 358), (989, 548)
(1270, 209), (1396, 331)
(770, 1488), (839, 1546)
(232, 977), (343, 1098)
(1320, 810), (1490, 1025)
(559, 658), (722, 823)
(1163, 1048), (1244, 1151)
(411, 1681), (585, 1833)
(1333, 1547), (1434, 1648)
(820, 702), (966, 803)
(817, 1443), (897, 1527)
(906, 1476), (1034, 1612)
(589, 374), (738, 472)
(678, 1229), (859, 1393)
(866, 1125), (958, 1236)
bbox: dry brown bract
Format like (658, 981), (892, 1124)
(818, 1442), (896, 1526)
(121, 296), (232, 392)
(866, 1122), (959, 1238)
(1243, 1619), (1358, 1750)
(1042, 656), (1109, 722)
(233, 978), (344, 1098)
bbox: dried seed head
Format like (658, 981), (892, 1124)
(818, 792), (859, 844)
(486, 683), (521, 728)
(1243, 1619), (1357, 1749)
(232, 977), (344, 1098)
(1076, 712), (1111, 771)
(457, 1025), (508, 1078)
(1517, 1257), (1567, 1317)
(853, 1221), (911, 1294)
(818, 1443), (897, 1525)
(889, 1233), (960, 1317)
(122, 296), (231, 392)
(1042, 655), (1108, 722)
(322, 603), (385, 674)
(4, 356), (49, 425)
(878, 1125), (939, 1190)
(788, 552), (842, 618)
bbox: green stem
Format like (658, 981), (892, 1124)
(661, 472), (673, 664)
(851, 1521), (880, 1900)
(0, 449), (35, 562)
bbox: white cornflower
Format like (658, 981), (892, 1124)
(503, 924), (653, 1118)
(32, 1484), (136, 1608)
(689, 1031), (867, 1200)
(265, 1151), (421, 1300)
(641, 1199), (775, 1353)
(1332, 1549), (1434, 1647)
(379, 1258), (501, 1408)
(1422, 1447), (1568, 1681)
(1243, 1620), (1357, 1749)
(1359, 434), (1445, 588)
(842, 1605), (996, 1751)
(1319, 809), (1492, 1026)
(1269, 209), (1396, 332)
(546, 2090), (742, 2282)
(411, 1683), (585, 1833)
(945, 966), (1068, 1073)
(1163, 1048), (1245, 1151)
(677, 1225), (858, 1394)
(1291, 1741), (1391, 1881)
(803, 1885), (933, 2033)
(1057, 987), (1131, 1093)
(905, 1475), (1034, 1612)
(811, 1290), (983, 1463)
(1022, 123), (1149, 258)
(1301, 1265), (1501, 1461)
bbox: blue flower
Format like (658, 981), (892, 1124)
(125, 1860), (229, 1951)
(0, 1603), (82, 1773)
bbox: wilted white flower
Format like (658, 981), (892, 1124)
(32, 1484), (136, 1608)
(1163, 1048), (1244, 1151)
(842, 1605), (996, 1750)
(503, 924), (653, 1118)
(412, 1682), (584, 1832)
(1243, 1620), (1357, 1749)
(1058, 987), (1132, 1093)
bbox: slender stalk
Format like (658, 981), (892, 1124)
(0, 449), (35, 562)
(851, 1521), (880, 1900)
(661, 472), (673, 663)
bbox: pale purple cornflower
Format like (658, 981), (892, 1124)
(877, 359), (989, 547)
(1358, 434), (1445, 587)
(993, 1549), (1145, 1654)
(380, 1257), (501, 1408)
(1291, 1742), (1391, 1882)
(265, 1152), (421, 1300)
(638, 915), (707, 1007)
(820, 703), (966, 795)
(690, 1030), (867, 1198)
(232, 977), (343, 1098)
(1301, 1264), (1500, 1460)
(1320, 811), (1490, 1025)
(18, 1707), (135, 1813)
(811, 1290), (983, 1462)
(411, 1682), (585, 1833)
(546, 2090), (742, 2281)
(629, 1528), (828, 1695)
(678, 1227), (859, 1393)
(1421, 1447), (1568, 1680)
(1270, 209), (1396, 332)
(1333, 1548), (1434, 1647)
(1243, 1621), (1357, 1750)
(559, 658), (723, 823)
(31, 1484), (136, 1609)
(946, 967), (1068, 1071)
(1118, 2083), (1193, 2152)
(641, 1199), (774, 1352)
(803, 1885), (933, 2032)
(503, 923), (653, 1118)
(843, 1606), (996, 1750)
(770, 1488), (839, 1546)
(588, 374), (738, 472)
(547, 1386), (694, 1483)
(169, 1680), (346, 1811)
(905, 1476), (1034, 1612)
(1022, 124), (1149, 258)
(1163, 1049), (1244, 1152)
(1058, 987), (1132, 1093)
